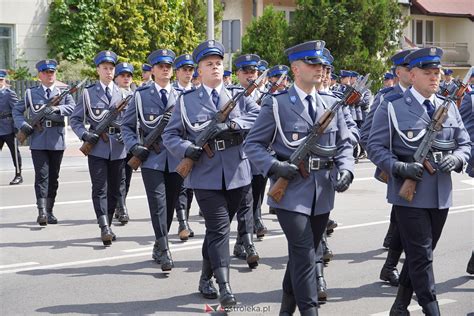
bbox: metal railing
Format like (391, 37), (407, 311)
(423, 42), (470, 65)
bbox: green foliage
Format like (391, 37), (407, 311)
(56, 59), (96, 81)
(288, 0), (407, 90)
(8, 55), (34, 80)
(241, 6), (289, 67)
(188, 0), (224, 41)
(47, 0), (101, 62)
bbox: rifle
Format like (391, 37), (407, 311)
(256, 73), (287, 105)
(453, 67), (473, 108)
(175, 69), (269, 179)
(17, 78), (88, 144)
(79, 94), (132, 156)
(398, 68), (472, 202)
(267, 74), (370, 203)
(128, 106), (174, 170)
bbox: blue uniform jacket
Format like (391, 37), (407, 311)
(70, 82), (126, 160)
(0, 87), (19, 136)
(459, 91), (474, 177)
(162, 84), (259, 190)
(13, 85), (75, 150)
(121, 84), (181, 172)
(243, 85), (355, 216)
(367, 89), (471, 209)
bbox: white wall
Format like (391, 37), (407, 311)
(0, 0), (49, 72)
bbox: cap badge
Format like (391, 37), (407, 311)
(429, 48), (436, 56)
(105, 51), (111, 56)
(208, 40), (214, 47)
(292, 133), (299, 141)
(123, 63), (128, 67)
(162, 49), (167, 55)
(316, 41), (322, 49)
(279, 66), (283, 70)
(245, 55), (251, 61)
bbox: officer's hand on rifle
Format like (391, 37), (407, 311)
(268, 161), (299, 180)
(43, 106), (61, 117)
(207, 122), (231, 139)
(82, 131), (99, 145)
(393, 161), (424, 181)
(438, 154), (463, 173)
(131, 144), (149, 161)
(20, 123), (34, 136)
(334, 169), (354, 192)
(184, 144), (203, 161)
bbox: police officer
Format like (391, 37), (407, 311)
(361, 48), (414, 287)
(162, 40), (260, 307)
(172, 53), (196, 241)
(141, 63), (153, 86)
(438, 68), (453, 92)
(113, 62), (135, 224)
(230, 54), (262, 259)
(122, 49), (182, 270)
(459, 89), (474, 275)
(383, 72), (395, 88)
(244, 40), (355, 316)
(223, 70), (232, 86)
(268, 65), (290, 91)
(13, 59), (75, 225)
(367, 47), (471, 315)
(329, 73), (339, 91)
(191, 68), (201, 88)
(0, 69), (22, 185)
(70, 50), (126, 246)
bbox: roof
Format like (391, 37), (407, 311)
(412, 0), (474, 20)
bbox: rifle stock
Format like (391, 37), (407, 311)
(176, 157), (195, 178)
(267, 177), (289, 203)
(79, 142), (94, 156)
(398, 178), (417, 202)
(127, 156), (142, 171)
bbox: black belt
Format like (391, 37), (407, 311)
(276, 155), (334, 171)
(0, 112), (12, 119)
(107, 126), (121, 134)
(42, 120), (65, 128)
(208, 133), (244, 151)
(398, 151), (451, 165)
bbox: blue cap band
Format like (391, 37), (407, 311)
(175, 60), (194, 69)
(409, 55), (441, 68)
(195, 48), (223, 64)
(288, 49), (324, 63)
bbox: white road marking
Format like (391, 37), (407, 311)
(353, 177), (375, 182)
(0, 262), (39, 269)
(454, 187), (474, 192)
(0, 180), (91, 189)
(370, 298), (457, 316)
(0, 195), (147, 210)
(461, 179), (474, 186)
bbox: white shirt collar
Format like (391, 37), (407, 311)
(42, 84), (56, 93)
(178, 82), (192, 91)
(398, 83), (407, 92)
(410, 86), (435, 105)
(202, 82), (223, 97)
(154, 82), (171, 94)
(293, 83), (316, 105)
(99, 81), (114, 93)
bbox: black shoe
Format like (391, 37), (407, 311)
(46, 198), (58, 224)
(467, 252), (474, 275)
(242, 233), (259, 269)
(115, 206), (129, 224)
(213, 267), (237, 308)
(279, 290), (296, 316)
(188, 226), (195, 238)
(327, 218), (338, 231)
(422, 300), (440, 316)
(323, 248), (333, 263)
(389, 284), (413, 316)
(198, 209), (203, 217)
(36, 198), (47, 226)
(254, 218), (267, 239)
(153, 237), (174, 271)
(315, 262), (327, 302)
(269, 207), (276, 215)
(380, 249), (402, 286)
(233, 238), (247, 260)
(98, 215), (113, 246)
(198, 259), (218, 299)
(9, 174), (23, 185)
(176, 209), (190, 241)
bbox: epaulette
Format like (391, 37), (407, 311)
(273, 90), (288, 96)
(384, 93), (403, 102)
(226, 85), (244, 91)
(378, 86), (394, 95)
(435, 94), (446, 101)
(318, 91), (337, 99)
(182, 88), (195, 95)
(136, 84), (150, 92)
(85, 82), (96, 89)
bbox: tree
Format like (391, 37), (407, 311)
(241, 5), (289, 67)
(47, 0), (101, 62)
(288, 0), (407, 90)
(188, 0), (224, 41)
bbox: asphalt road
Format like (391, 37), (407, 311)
(0, 140), (473, 315)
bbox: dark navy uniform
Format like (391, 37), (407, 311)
(367, 47), (471, 315)
(163, 40), (259, 307)
(122, 49), (181, 271)
(244, 40), (354, 315)
(70, 51), (126, 246)
(0, 69), (22, 185)
(13, 60), (75, 225)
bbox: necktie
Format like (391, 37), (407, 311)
(306, 95), (316, 121)
(46, 88), (51, 99)
(211, 89), (219, 108)
(105, 87), (112, 103)
(423, 99), (435, 119)
(160, 89), (168, 106)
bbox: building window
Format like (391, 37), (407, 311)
(273, 6), (296, 23)
(0, 25), (14, 69)
(412, 19), (434, 46)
